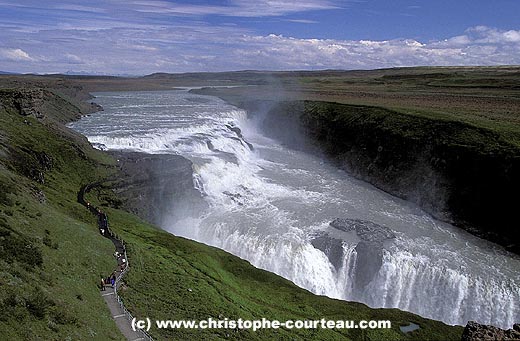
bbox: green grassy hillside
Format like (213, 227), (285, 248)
(0, 88), (121, 339)
(0, 87), (463, 340)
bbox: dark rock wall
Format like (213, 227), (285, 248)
(462, 321), (520, 341)
(110, 151), (206, 226)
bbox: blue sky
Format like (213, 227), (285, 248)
(0, 0), (519, 74)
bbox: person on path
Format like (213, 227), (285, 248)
(100, 276), (105, 291)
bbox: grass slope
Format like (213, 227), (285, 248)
(0, 86), (463, 340)
(0, 89), (122, 339)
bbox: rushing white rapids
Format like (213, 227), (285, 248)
(70, 90), (520, 328)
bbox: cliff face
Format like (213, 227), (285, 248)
(0, 80), (102, 122)
(108, 151), (206, 226)
(0, 88), (82, 122)
(251, 100), (520, 254)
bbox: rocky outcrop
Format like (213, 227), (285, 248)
(18, 148), (53, 184)
(330, 218), (396, 243)
(251, 100), (520, 255)
(311, 234), (344, 271)
(461, 321), (520, 340)
(312, 218), (395, 290)
(226, 124), (254, 150)
(0, 88), (87, 124)
(0, 89), (91, 184)
(110, 151), (207, 226)
(2, 88), (67, 120)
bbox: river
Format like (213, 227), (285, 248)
(69, 89), (520, 328)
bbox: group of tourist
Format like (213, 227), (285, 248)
(85, 200), (127, 291)
(100, 273), (117, 291)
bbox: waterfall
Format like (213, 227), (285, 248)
(70, 89), (520, 329)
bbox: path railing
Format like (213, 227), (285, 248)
(111, 235), (153, 341)
(79, 183), (154, 341)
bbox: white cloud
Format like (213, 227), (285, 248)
(286, 19), (319, 24)
(225, 28), (520, 70)
(440, 26), (520, 46)
(53, 4), (107, 14)
(0, 48), (35, 61)
(0, 1), (518, 74)
(129, 0), (340, 17)
(0, 0), (342, 23)
(1, 25), (520, 74)
(229, 0), (340, 16)
(64, 53), (83, 63)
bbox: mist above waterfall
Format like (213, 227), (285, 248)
(70, 89), (520, 329)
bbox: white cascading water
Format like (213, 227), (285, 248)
(70, 90), (520, 329)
